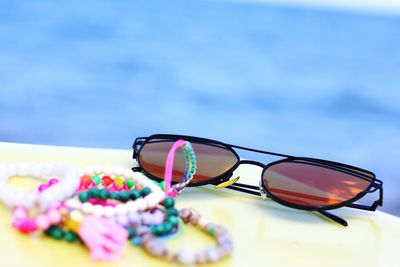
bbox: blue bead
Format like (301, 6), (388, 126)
(131, 236), (142, 246)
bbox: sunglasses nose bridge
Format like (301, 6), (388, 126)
(235, 160), (266, 185)
(238, 160), (266, 169)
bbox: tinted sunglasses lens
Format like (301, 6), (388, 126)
(138, 139), (238, 182)
(262, 160), (372, 207)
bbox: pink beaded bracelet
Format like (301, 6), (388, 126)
(12, 178), (64, 234)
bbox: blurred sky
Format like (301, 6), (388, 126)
(0, 0), (399, 215)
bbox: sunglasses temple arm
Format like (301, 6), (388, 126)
(318, 210), (348, 227)
(225, 185), (260, 196)
(225, 184), (348, 227)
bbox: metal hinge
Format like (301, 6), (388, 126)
(259, 181), (267, 200)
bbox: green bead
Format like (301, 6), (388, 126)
(127, 227), (136, 238)
(79, 192), (90, 202)
(44, 226), (56, 236)
(98, 189), (109, 200)
(159, 181), (165, 190)
(166, 208), (179, 217)
(109, 191), (120, 200)
(89, 188), (100, 198)
(64, 231), (77, 243)
(208, 226), (215, 236)
(163, 197), (175, 208)
(125, 179), (135, 189)
(51, 228), (64, 240)
(158, 224), (168, 235)
(140, 187), (152, 197)
(152, 224), (166, 235)
(92, 175), (102, 185)
(152, 180), (159, 186)
(130, 189), (141, 200)
(119, 190), (131, 202)
(168, 215), (178, 226)
(164, 221), (174, 233)
(149, 225), (157, 235)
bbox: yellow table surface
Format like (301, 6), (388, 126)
(0, 142), (399, 267)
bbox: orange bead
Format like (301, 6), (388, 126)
(81, 175), (92, 187)
(102, 176), (113, 186)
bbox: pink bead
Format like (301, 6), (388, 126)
(47, 209), (62, 224)
(18, 220), (37, 234)
(13, 207), (28, 219)
(12, 217), (24, 228)
(38, 184), (48, 192)
(48, 178), (59, 186)
(36, 214), (51, 230)
(166, 189), (178, 198)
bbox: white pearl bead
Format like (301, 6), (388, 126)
(113, 166), (124, 176)
(82, 202), (94, 214)
(1, 187), (14, 206)
(5, 163), (17, 174)
(41, 163), (54, 177)
(63, 179), (78, 193)
(0, 164), (9, 174)
(38, 190), (54, 206)
(123, 169), (134, 179)
(136, 198), (147, 211)
(93, 205), (105, 217)
(0, 172), (8, 182)
(197, 217), (209, 229)
(115, 204), (128, 215)
(176, 248), (196, 265)
(16, 162), (29, 176)
(30, 164), (43, 178)
(83, 167), (94, 176)
(92, 165), (103, 174)
(14, 190), (26, 206)
(145, 195), (159, 208)
(103, 166), (113, 176)
(126, 200), (138, 212)
(65, 198), (82, 209)
(24, 191), (37, 209)
(104, 206), (116, 218)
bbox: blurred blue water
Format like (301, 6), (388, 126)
(0, 1), (399, 215)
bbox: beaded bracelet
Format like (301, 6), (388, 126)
(44, 224), (82, 243)
(65, 166), (165, 219)
(0, 162), (80, 210)
(12, 178), (64, 234)
(78, 166), (137, 192)
(164, 140), (196, 197)
(127, 197), (179, 243)
(139, 208), (233, 265)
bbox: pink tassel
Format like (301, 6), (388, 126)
(78, 216), (128, 261)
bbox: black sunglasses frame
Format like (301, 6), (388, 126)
(132, 134), (383, 227)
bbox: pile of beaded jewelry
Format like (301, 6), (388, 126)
(0, 140), (233, 265)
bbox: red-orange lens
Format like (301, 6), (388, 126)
(138, 139), (238, 182)
(262, 160), (372, 207)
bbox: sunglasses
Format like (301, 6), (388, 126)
(132, 134), (383, 226)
